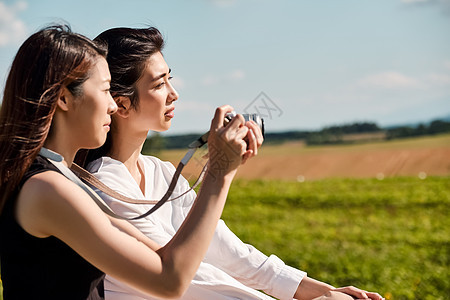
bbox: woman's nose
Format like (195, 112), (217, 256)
(108, 93), (118, 114)
(168, 81), (179, 103)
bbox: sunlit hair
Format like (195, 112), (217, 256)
(0, 24), (107, 213)
(81, 27), (164, 164)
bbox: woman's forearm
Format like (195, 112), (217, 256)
(294, 276), (334, 300)
(156, 170), (235, 294)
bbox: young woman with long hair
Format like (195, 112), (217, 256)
(0, 25), (253, 299)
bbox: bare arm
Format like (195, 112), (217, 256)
(16, 105), (250, 299)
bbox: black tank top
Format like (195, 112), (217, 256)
(0, 155), (105, 299)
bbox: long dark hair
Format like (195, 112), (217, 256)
(0, 25), (107, 213)
(82, 27), (165, 164)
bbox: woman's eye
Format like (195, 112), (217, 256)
(154, 81), (165, 89)
(154, 76), (173, 89)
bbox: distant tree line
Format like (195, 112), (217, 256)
(305, 122), (381, 145)
(385, 120), (450, 140)
(142, 119), (450, 151)
(142, 132), (166, 155)
(142, 133), (202, 153)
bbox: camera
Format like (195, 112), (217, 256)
(225, 111), (265, 137)
(188, 111), (265, 150)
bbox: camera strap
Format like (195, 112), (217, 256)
(70, 160), (207, 205)
(39, 147), (133, 220)
(39, 132), (209, 220)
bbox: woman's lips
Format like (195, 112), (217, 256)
(165, 108), (175, 118)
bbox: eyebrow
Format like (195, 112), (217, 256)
(151, 68), (171, 82)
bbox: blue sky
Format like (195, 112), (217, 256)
(1, 0), (449, 135)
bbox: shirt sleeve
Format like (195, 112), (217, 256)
(204, 220), (306, 300)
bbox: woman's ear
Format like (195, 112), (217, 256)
(115, 96), (131, 118)
(57, 87), (72, 111)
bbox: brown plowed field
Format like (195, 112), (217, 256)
(159, 134), (450, 181)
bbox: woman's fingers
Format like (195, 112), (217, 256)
(246, 120), (264, 148)
(226, 113), (245, 133)
(365, 291), (384, 300)
(241, 148), (254, 165)
(210, 105), (234, 131)
(245, 128), (258, 157)
(333, 286), (384, 300)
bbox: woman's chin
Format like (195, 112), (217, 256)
(161, 122), (172, 132)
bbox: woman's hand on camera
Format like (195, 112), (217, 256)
(242, 120), (264, 163)
(207, 105), (253, 177)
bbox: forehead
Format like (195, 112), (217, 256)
(89, 57), (110, 81)
(142, 52), (168, 77)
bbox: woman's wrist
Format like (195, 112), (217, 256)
(203, 168), (235, 188)
(294, 277), (334, 300)
(205, 160), (238, 181)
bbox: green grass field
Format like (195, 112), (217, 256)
(222, 176), (449, 299)
(0, 176), (448, 300)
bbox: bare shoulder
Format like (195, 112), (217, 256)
(16, 170), (109, 238)
(13, 168), (178, 297)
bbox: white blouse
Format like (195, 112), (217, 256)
(87, 155), (305, 300)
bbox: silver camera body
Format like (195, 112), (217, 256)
(188, 111), (265, 150)
(225, 111), (265, 137)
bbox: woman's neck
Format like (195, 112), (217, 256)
(108, 129), (148, 192)
(108, 132), (146, 166)
(43, 140), (76, 167)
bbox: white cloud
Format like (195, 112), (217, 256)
(356, 71), (423, 89)
(227, 69), (245, 80)
(0, 1), (28, 47)
(305, 68), (450, 128)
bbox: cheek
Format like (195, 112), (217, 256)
(151, 90), (168, 104)
(143, 99), (162, 115)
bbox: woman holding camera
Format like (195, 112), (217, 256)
(0, 25), (249, 299)
(85, 27), (383, 300)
